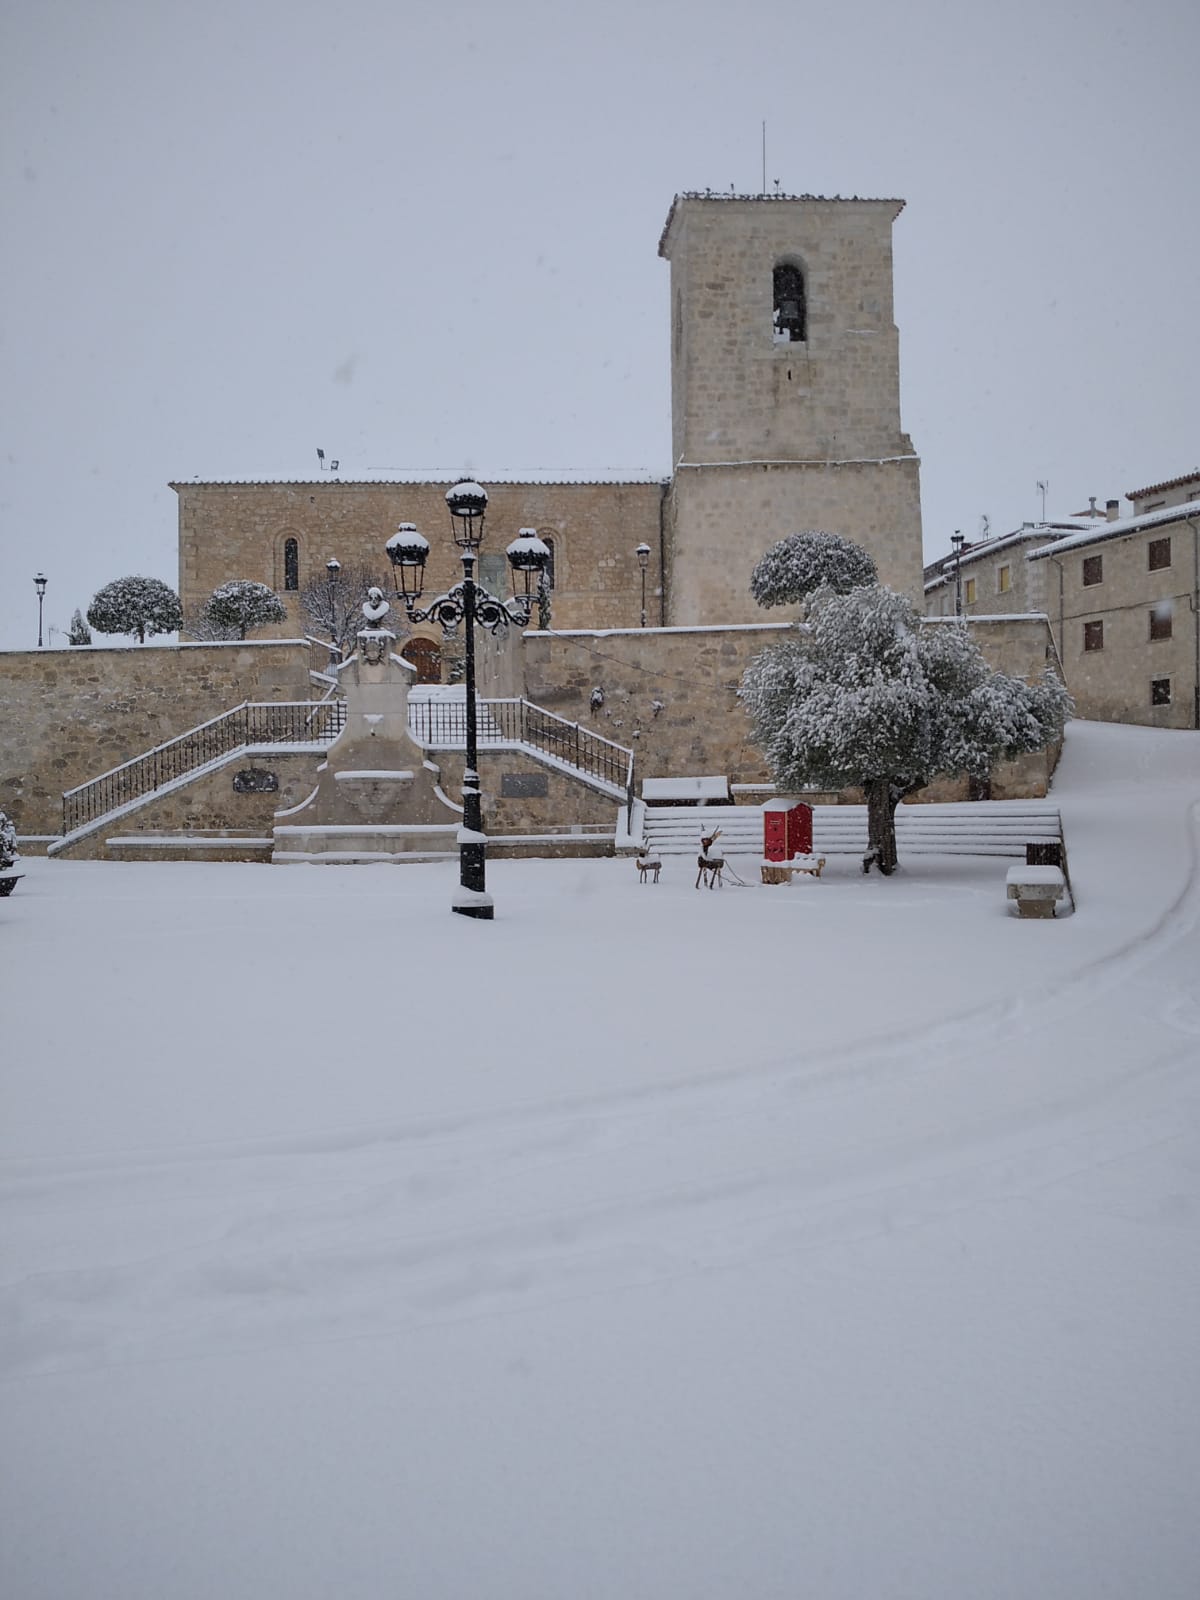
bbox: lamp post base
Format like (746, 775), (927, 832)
(451, 888), (495, 920)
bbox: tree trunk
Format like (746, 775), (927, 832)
(864, 778), (900, 875)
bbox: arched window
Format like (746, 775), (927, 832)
(284, 537), (299, 591)
(773, 262), (806, 344)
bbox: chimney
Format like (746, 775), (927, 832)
(1089, 496), (1099, 516)
(1106, 499), (1120, 522)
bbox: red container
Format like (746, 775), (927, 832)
(762, 798), (813, 861)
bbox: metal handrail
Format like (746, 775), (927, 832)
(62, 700), (346, 836)
(408, 697), (634, 793)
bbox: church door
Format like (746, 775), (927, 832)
(403, 637), (442, 684)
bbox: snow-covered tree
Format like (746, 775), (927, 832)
(749, 530), (878, 610)
(87, 577), (183, 644)
(299, 562), (389, 658)
(67, 608), (92, 645)
(202, 580), (287, 640)
(0, 810), (17, 872)
(740, 583), (1072, 874)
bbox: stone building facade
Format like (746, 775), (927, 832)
(925, 471), (1200, 730)
(1027, 486), (1200, 730)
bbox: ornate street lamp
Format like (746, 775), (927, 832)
(635, 543), (651, 627)
(385, 482), (549, 920)
(325, 558), (342, 669)
(34, 572), (47, 648)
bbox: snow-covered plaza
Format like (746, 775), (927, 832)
(3, 720), (1198, 1598)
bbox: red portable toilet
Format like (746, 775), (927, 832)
(762, 797), (813, 861)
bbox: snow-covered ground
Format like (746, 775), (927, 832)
(3, 720), (1198, 1599)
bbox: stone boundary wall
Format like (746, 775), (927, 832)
(522, 623), (788, 790)
(0, 640), (312, 836)
(62, 751), (324, 860)
(522, 615), (1063, 801)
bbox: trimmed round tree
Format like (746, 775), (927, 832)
(749, 530), (878, 610)
(740, 583), (1072, 874)
(203, 580), (287, 640)
(87, 577), (183, 644)
(0, 810), (17, 872)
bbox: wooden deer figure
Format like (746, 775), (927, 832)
(696, 826), (725, 889)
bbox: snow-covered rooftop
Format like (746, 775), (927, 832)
(1125, 469), (1200, 500)
(1027, 499), (1200, 560)
(170, 471), (669, 489)
(923, 522), (1100, 587)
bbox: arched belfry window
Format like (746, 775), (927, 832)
(773, 262), (806, 344)
(284, 537), (299, 591)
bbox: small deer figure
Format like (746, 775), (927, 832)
(696, 827), (725, 889)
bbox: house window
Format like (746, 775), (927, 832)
(997, 564), (1011, 594)
(1151, 677), (1172, 707)
(1149, 603), (1173, 641)
(284, 537), (299, 591)
(1148, 537), (1171, 571)
(964, 576), (977, 606)
(1082, 554), (1103, 587)
(1083, 620), (1104, 652)
(772, 262), (806, 344)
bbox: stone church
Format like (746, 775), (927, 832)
(175, 193), (925, 645)
(4, 192), (1059, 857)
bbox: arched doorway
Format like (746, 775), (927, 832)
(402, 636), (442, 684)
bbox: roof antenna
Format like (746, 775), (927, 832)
(761, 120), (766, 194)
(316, 447), (326, 470)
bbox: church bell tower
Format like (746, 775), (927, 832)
(659, 193), (923, 624)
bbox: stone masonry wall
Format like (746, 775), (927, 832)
(65, 751), (323, 860)
(522, 624), (790, 788)
(523, 615), (1063, 801)
(668, 458), (923, 624)
(175, 479), (666, 645)
(0, 640), (312, 836)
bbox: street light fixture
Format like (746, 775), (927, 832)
(325, 559), (342, 669)
(385, 482), (550, 921)
(34, 573), (47, 647)
(950, 531), (965, 618)
(635, 543), (651, 627)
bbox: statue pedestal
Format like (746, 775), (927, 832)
(272, 629), (462, 863)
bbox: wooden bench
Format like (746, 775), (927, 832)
(760, 855), (826, 884)
(1006, 864), (1066, 918)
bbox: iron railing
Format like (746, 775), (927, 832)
(409, 697), (635, 795)
(62, 700), (346, 835)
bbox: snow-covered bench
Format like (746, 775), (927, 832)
(1006, 864), (1066, 919)
(760, 855), (826, 884)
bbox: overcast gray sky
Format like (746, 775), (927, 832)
(2, 0), (1196, 649)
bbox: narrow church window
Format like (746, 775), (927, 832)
(773, 263), (806, 344)
(284, 538), (299, 591)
